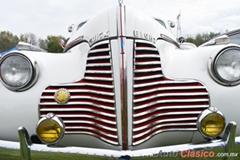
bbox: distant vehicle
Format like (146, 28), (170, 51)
(201, 28), (240, 47)
(0, 2), (239, 160)
(0, 41), (46, 57)
(224, 28), (240, 45)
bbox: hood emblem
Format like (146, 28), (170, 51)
(54, 88), (70, 104)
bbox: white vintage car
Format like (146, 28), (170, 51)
(0, 1), (240, 160)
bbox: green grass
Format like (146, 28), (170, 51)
(0, 148), (107, 160)
(0, 145), (239, 160)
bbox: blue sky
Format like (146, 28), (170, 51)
(1, 0), (240, 39)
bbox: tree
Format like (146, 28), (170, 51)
(46, 35), (65, 53)
(185, 32), (221, 46)
(0, 31), (19, 52)
(38, 38), (48, 51)
(19, 33), (38, 46)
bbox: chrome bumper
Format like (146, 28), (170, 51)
(0, 122), (239, 160)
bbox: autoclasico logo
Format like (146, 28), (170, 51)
(155, 150), (179, 157)
(151, 150), (215, 158)
(143, 150), (215, 158)
(126, 150), (238, 159)
(181, 150), (215, 158)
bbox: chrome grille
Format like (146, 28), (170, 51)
(39, 41), (118, 145)
(132, 40), (210, 145)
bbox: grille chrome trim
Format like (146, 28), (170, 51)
(39, 40), (119, 146)
(134, 86), (208, 95)
(132, 40), (210, 146)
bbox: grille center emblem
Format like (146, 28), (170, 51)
(54, 88), (70, 104)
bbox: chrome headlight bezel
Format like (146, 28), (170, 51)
(0, 52), (39, 91)
(208, 45), (240, 86)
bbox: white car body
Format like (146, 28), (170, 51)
(0, 2), (239, 159)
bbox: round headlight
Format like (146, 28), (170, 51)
(0, 52), (38, 91)
(36, 113), (65, 144)
(197, 107), (225, 138)
(209, 46), (240, 86)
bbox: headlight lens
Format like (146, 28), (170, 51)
(36, 113), (65, 144)
(0, 53), (38, 91)
(197, 107), (225, 138)
(209, 47), (240, 85)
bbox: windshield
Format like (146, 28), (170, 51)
(155, 18), (167, 29)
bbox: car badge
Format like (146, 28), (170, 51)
(54, 88), (70, 104)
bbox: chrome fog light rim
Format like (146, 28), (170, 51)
(197, 107), (226, 138)
(0, 52), (39, 91)
(36, 113), (65, 145)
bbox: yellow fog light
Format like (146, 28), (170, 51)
(197, 107), (225, 138)
(36, 113), (65, 144)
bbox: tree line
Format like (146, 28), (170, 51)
(0, 30), (221, 53)
(185, 32), (221, 46)
(0, 31), (66, 53)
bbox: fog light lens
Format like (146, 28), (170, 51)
(197, 107), (225, 138)
(201, 113), (225, 137)
(36, 113), (64, 144)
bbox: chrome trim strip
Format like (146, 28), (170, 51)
(49, 83), (114, 89)
(41, 96), (115, 103)
(134, 99), (209, 110)
(134, 92), (209, 103)
(39, 101), (115, 106)
(134, 105), (209, 117)
(86, 63), (112, 67)
(43, 114), (116, 121)
(88, 48), (110, 53)
(125, 40), (134, 147)
(118, 3), (128, 150)
(135, 47), (158, 51)
(62, 119), (114, 123)
(85, 70), (112, 74)
(87, 55), (111, 60)
(110, 40), (123, 146)
(135, 54), (160, 58)
(40, 109), (115, 117)
(134, 68), (162, 73)
(65, 129), (118, 139)
(133, 112), (201, 124)
(65, 125), (117, 132)
(84, 76), (113, 81)
(134, 86), (207, 95)
(133, 129), (198, 146)
(133, 119), (197, 132)
(42, 90), (114, 96)
(134, 74), (163, 80)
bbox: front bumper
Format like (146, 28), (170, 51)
(0, 122), (239, 160)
